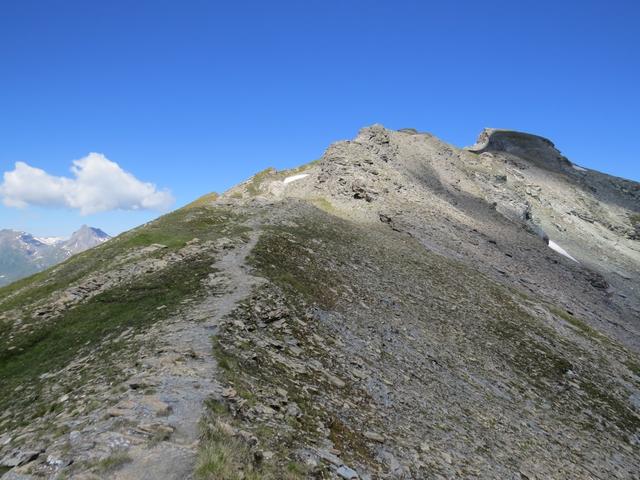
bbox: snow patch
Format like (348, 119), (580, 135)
(36, 236), (64, 246)
(548, 240), (578, 262)
(283, 173), (309, 185)
(572, 164), (588, 172)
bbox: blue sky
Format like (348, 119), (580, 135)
(0, 0), (638, 237)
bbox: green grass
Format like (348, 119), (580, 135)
(625, 359), (640, 378)
(578, 380), (640, 433)
(0, 254), (216, 430)
(196, 416), (306, 480)
(248, 219), (357, 308)
(205, 397), (229, 416)
(196, 426), (255, 480)
(94, 451), (132, 473)
(0, 205), (245, 315)
(550, 306), (611, 343)
(184, 192), (220, 209)
(309, 197), (339, 215)
(0, 203), (249, 433)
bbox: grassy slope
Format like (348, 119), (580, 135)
(0, 200), (247, 434)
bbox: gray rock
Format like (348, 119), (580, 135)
(363, 431), (385, 443)
(0, 472), (38, 480)
(336, 465), (359, 479)
(0, 450), (40, 468)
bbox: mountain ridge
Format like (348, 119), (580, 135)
(0, 226), (110, 286)
(0, 125), (639, 479)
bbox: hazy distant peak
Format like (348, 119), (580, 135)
(0, 225), (111, 285)
(62, 225), (111, 254)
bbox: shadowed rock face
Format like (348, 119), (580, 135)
(1, 125), (639, 479)
(465, 128), (571, 172)
(466, 128), (556, 152)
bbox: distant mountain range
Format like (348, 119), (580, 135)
(0, 225), (110, 286)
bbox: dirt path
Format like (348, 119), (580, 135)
(110, 230), (264, 480)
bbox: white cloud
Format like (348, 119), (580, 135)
(0, 153), (174, 215)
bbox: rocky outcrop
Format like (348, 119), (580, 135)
(465, 128), (573, 172)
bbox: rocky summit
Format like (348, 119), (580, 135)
(0, 125), (639, 479)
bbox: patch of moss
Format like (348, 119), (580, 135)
(625, 359), (640, 378)
(309, 197), (339, 214)
(550, 307), (610, 343)
(205, 397), (229, 416)
(286, 461), (308, 476)
(328, 416), (372, 461)
(579, 380), (640, 435)
(184, 192), (220, 209)
(248, 219), (358, 308)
